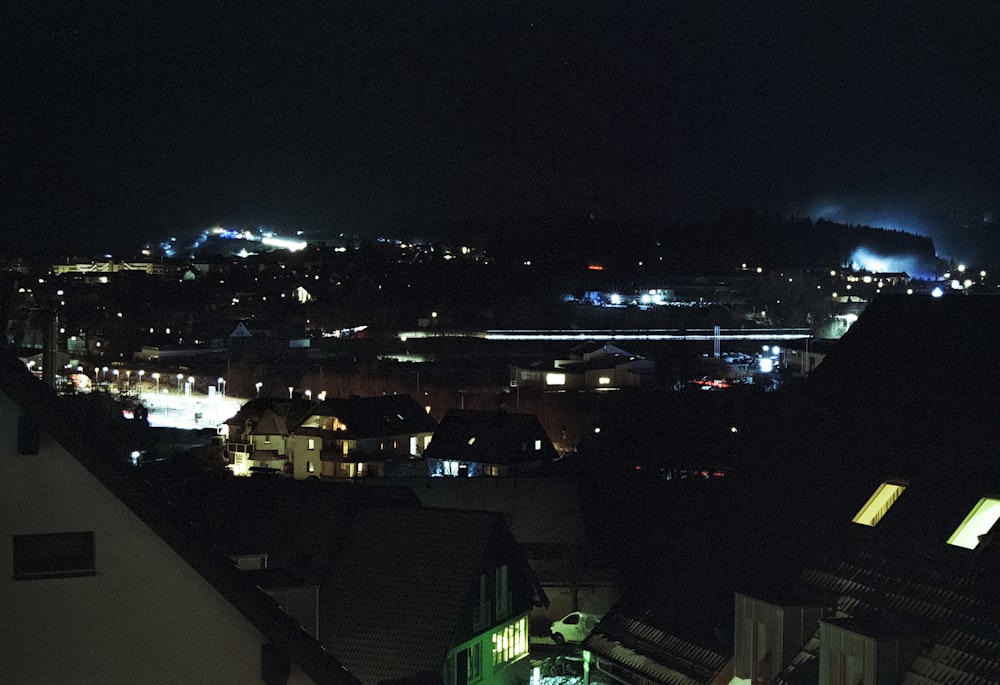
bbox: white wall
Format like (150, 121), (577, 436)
(0, 391), (278, 684)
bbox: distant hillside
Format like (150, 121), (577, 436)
(418, 210), (941, 273)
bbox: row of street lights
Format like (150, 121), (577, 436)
(88, 368), (228, 398)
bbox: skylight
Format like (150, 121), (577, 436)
(851, 481), (907, 527)
(947, 497), (1000, 550)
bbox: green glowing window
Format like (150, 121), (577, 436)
(851, 481), (907, 527)
(947, 497), (1000, 550)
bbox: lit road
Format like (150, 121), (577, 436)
(141, 390), (246, 430)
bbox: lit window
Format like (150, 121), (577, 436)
(534, 439), (542, 451)
(308, 438), (315, 450)
(307, 461), (314, 474)
(598, 376), (611, 385)
(948, 497), (1000, 549)
(545, 372), (566, 386)
(492, 616), (528, 665)
(852, 481), (907, 527)
(264, 435), (271, 444)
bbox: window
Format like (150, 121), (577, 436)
(492, 616), (528, 666)
(307, 438), (315, 450)
(750, 620), (771, 685)
(264, 435), (271, 444)
(307, 461), (314, 474)
(14, 532), (95, 580)
(948, 497), (1000, 549)
(598, 376), (611, 385)
(545, 372), (566, 386)
(467, 642), (482, 681)
(852, 481), (907, 527)
(495, 565), (511, 619)
(534, 439), (542, 451)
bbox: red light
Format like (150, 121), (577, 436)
(588, 264), (604, 271)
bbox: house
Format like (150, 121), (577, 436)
(729, 476), (1000, 684)
(509, 342), (656, 391)
(362, 476), (621, 633)
(600, 294), (1000, 685)
(423, 409), (558, 477)
(222, 394), (438, 479)
(0, 353), (359, 685)
(318, 505), (548, 685)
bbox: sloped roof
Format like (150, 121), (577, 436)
(773, 546), (1000, 685)
(422, 409), (558, 464)
(569, 341), (633, 359)
(0, 353), (360, 685)
(163, 477), (421, 581)
(366, 477), (588, 547)
(319, 506), (517, 685)
(583, 608), (730, 685)
(255, 408), (290, 436)
(227, 394), (437, 439)
(560, 353), (653, 373)
(325, 394), (438, 438)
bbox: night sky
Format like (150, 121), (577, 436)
(3, 2), (999, 260)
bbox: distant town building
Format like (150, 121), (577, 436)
(423, 409), (558, 477)
(222, 394), (437, 478)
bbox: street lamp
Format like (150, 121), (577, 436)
(255, 381), (263, 397)
(152, 372), (160, 394)
(176, 373), (184, 393)
(288, 386), (294, 399)
(304, 389), (312, 400)
(137, 370), (144, 397)
(217, 377), (225, 396)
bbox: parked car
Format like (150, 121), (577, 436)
(550, 611), (600, 644)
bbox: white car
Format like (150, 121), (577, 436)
(550, 611), (600, 644)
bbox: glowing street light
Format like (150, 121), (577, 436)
(152, 372), (160, 394)
(217, 377), (225, 396)
(255, 381), (263, 397)
(288, 386), (294, 399)
(176, 373), (184, 392)
(304, 389), (312, 400)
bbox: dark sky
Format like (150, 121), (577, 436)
(3, 2), (999, 259)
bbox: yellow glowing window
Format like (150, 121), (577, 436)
(852, 481), (907, 527)
(947, 497), (1000, 550)
(545, 372), (566, 386)
(492, 616), (528, 665)
(598, 376), (611, 385)
(308, 438), (315, 450)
